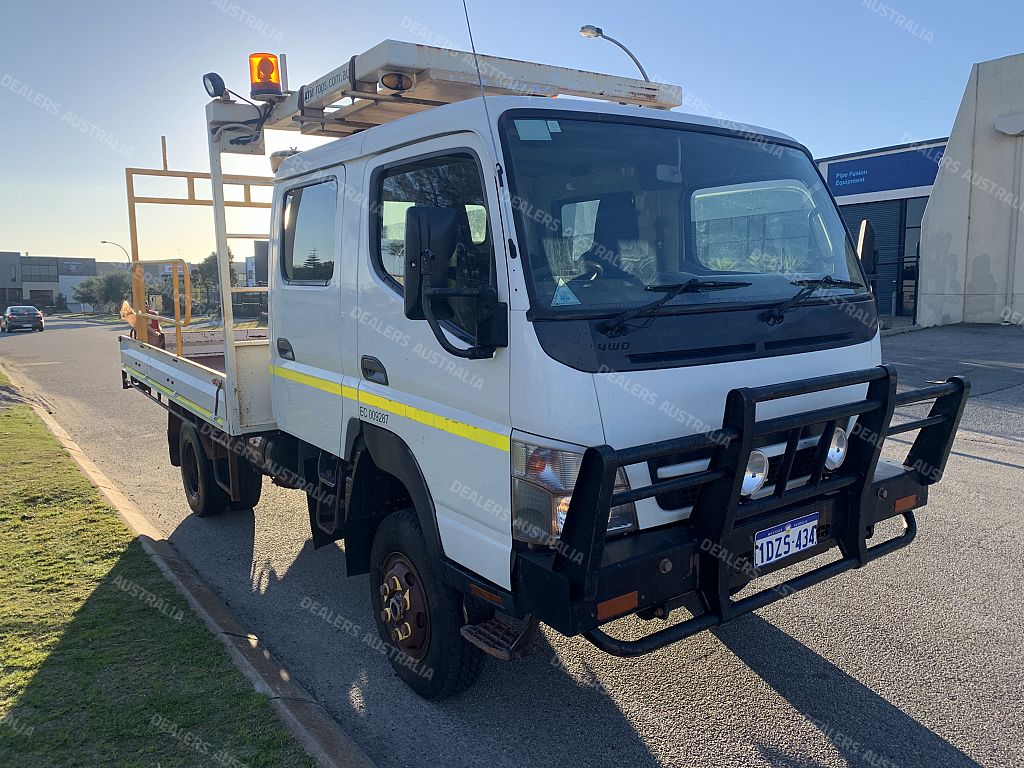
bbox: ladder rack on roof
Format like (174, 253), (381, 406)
(207, 39), (683, 142)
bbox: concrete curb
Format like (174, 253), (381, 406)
(0, 364), (375, 768)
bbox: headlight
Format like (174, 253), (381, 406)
(511, 438), (637, 546)
(741, 450), (769, 496)
(825, 427), (848, 470)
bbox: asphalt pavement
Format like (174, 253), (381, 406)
(1, 318), (1022, 768)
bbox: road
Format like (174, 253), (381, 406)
(2, 318), (1022, 768)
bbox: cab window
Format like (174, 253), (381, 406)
(281, 179), (338, 284)
(374, 152), (495, 336)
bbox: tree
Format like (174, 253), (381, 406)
(98, 271), (130, 306)
(72, 275), (102, 309)
(198, 249), (237, 287)
(73, 273), (130, 312)
(294, 249), (333, 281)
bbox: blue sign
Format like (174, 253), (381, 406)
(826, 145), (945, 197)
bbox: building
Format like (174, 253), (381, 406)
(817, 138), (947, 322)
(918, 52), (1024, 326)
(0, 251), (21, 307)
(817, 51), (1024, 328)
(0, 253), (101, 311)
(21, 256), (99, 309)
(244, 241), (270, 287)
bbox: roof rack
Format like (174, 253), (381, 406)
(208, 40), (682, 142)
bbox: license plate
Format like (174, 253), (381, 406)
(754, 512), (819, 568)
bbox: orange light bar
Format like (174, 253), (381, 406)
(596, 591), (639, 621)
(249, 52), (282, 99)
(469, 583), (503, 605)
(894, 494), (919, 514)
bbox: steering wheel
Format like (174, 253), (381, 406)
(568, 257), (645, 292)
(567, 259), (604, 287)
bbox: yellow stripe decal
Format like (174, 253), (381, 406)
(270, 364), (509, 452)
(270, 364), (347, 397)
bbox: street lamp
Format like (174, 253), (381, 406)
(100, 240), (131, 265)
(579, 24), (651, 82)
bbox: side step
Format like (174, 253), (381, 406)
(460, 616), (539, 661)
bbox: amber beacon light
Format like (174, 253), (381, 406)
(249, 53), (282, 99)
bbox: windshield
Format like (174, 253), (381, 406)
(10, 307), (39, 315)
(500, 115), (867, 313)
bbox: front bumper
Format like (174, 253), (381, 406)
(515, 365), (969, 656)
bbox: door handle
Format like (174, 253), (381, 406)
(361, 356), (388, 386)
(276, 337), (295, 361)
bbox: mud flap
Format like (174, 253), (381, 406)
(309, 452), (347, 548)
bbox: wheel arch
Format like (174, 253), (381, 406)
(344, 422), (445, 577)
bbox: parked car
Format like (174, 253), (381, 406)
(1, 306), (45, 333)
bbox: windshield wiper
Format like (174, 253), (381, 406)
(758, 275), (865, 326)
(600, 278), (752, 337)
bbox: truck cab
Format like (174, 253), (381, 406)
(120, 42), (968, 700)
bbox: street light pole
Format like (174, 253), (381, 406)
(579, 25), (651, 82)
(100, 240), (137, 320)
(100, 240), (131, 266)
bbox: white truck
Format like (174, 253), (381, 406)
(120, 40), (969, 699)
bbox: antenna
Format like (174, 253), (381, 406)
(461, 0), (502, 178)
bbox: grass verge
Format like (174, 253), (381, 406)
(0, 403), (316, 768)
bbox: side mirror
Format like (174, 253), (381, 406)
(403, 205), (507, 360)
(856, 219), (877, 277)
(404, 206), (458, 321)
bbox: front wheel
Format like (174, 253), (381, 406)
(369, 509), (484, 699)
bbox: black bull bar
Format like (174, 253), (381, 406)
(516, 365), (969, 656)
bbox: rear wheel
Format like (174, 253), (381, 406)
(370, 509), (484, 699)
(179, 423), (227, 517)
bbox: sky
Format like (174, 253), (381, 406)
(1, 0), (1021, 263)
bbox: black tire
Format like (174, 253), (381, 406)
(370, 509), (484, 699)
(179, 423), (228, 517)
(228, 457), (263, 511)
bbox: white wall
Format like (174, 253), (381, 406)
(58, 274), (93, 311)
(919, 52), (1024, 326)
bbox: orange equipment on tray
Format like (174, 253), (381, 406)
(121, 300), (167, 350)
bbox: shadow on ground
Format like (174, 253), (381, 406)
(165, 499), (981, 768)
(716, 615), (980, 767)
(1, 538), (314, 767)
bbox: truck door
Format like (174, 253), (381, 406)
(357, 136), (513, 589)
(269, 170), (350, 456)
